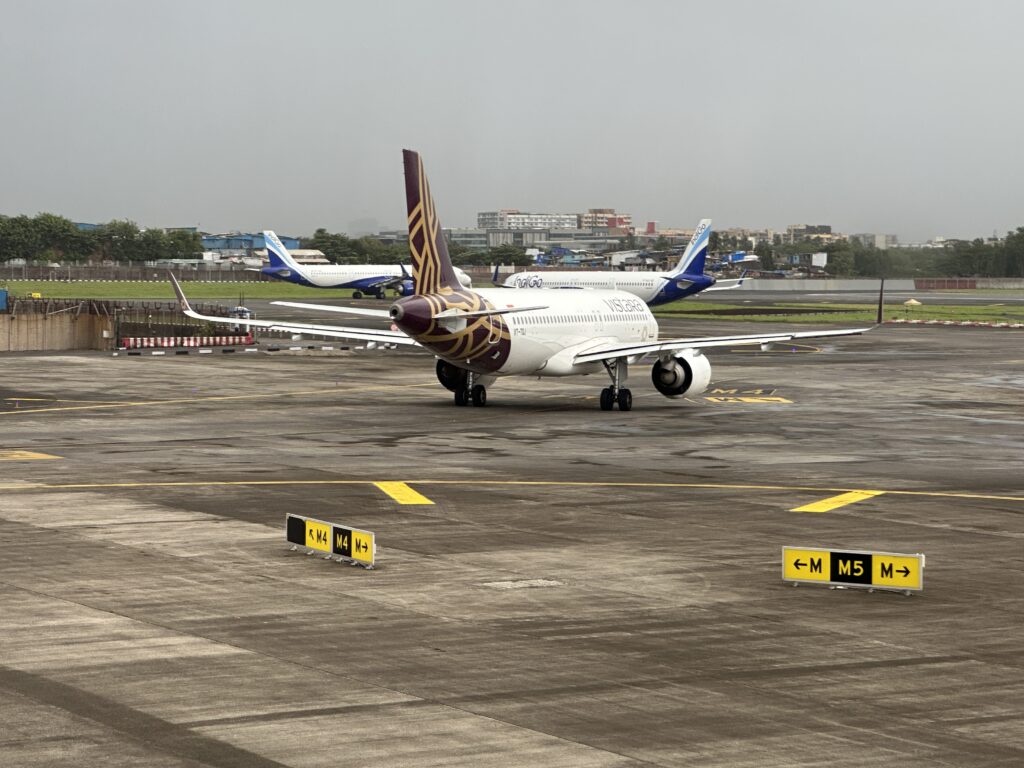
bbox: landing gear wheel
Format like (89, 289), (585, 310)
(454, 388), (470, 406)
(599, 387), (615, 411)
(352, 290), (363, 299)
(471, 384), (487, 407)
(617, 388), (633, 411)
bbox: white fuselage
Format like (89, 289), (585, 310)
(502, 272), (666, 304)
(295, 264), (472, 289)
(475, 287), (659, 377)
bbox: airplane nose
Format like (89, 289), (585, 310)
(390, 296), (431, 335)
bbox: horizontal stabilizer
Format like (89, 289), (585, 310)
(703, 277), (745, 292)
(271, 301), (392, 318)
(433, 304), (548, 320)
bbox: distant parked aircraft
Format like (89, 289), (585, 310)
(495, 219), (743, 306)
(260, 230), (471, 298)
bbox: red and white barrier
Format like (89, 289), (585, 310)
(120, 334), (254, 349)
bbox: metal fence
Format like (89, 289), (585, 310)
(0, 264), (267, 282)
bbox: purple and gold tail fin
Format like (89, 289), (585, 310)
(404, 149), (462, 295)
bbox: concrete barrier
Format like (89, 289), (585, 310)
(0, 315), (114, 352)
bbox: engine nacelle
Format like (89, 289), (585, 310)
(436, 358), (469, 392)
(396, 280), (415, 297)
(651, 351), (712, 398)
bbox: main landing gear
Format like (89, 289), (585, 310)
(454, 371), (488, 407)
(599, 358), (632, 411)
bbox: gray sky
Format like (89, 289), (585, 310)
(2, 0), (1022, 242)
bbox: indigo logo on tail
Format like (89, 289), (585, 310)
(675, 218), (712, 276)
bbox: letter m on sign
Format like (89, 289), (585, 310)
(810, 557), (822, 573)
(880, 562), (893, 578)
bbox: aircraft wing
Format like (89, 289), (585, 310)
(272, 301), (393, 318)
(169, 275), (418, 346)
(573, 326), (873, 365)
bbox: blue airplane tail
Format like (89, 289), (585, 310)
(262, 230), (305, 281)
(672, 219), (712, 276)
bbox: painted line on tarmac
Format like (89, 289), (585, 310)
(373, 481), (435, 505)
(0, 382), (438, 416)
(0, 450), (62, 461)
(791, 489), (886, 513)
(729, 343), (822, 354)
(0, 478), (1021, 505)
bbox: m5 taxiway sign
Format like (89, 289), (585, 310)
(783, 546), (924, 593)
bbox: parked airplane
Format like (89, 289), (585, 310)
(495, 219), (744, 306)
(171, 150), (880, 411)
(260, 230), (472, 298)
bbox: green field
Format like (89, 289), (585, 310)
(0, 280), (367, 301)
(2, 280), (1022, 323)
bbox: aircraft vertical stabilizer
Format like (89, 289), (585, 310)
(263, 230), (301, 271)
(403, 149), (462, 295)
(673, 219), (712, 275)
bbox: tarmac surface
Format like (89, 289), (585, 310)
(1, 320), (1023, 767)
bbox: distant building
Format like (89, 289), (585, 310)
(577, 208), (633, 230)
(782, 225), (845, 245)
(477, 209), (578, 230)
(477, 208), (633, 231)
(850, 233), (899, 250)
(201, 232), (300, 254)
(444, 228), (489, 250)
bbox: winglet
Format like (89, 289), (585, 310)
(169, 272), (192, 314)
(876, 278), (886, 325)
(492, 263), (501, 285)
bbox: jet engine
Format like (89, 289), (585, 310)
(396, 280), (416, 297)
(651, 351), (711, 398)
(436, 359), (469, 392)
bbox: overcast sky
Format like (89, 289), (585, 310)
(2, 0), (1022, 242)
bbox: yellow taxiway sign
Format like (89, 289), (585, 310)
(783, 546), (924, 592)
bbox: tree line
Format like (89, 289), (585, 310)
(0, 215), (534, 267)
(4, 212), (1023, 277)
(0, 214), (201, 264)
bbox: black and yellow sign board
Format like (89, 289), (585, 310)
(286, 513), (375, 568)
(782, 546), (923, 592)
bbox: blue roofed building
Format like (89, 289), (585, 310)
(201, 232), (301, 253)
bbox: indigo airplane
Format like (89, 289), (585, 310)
(260, 229), (472, 298)
(495, 219), (744, 306)
(172, 150), (879, 411)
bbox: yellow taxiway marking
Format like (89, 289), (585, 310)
(0, 479), (1019, 505)
(0, 382), (438, 416)
(791, 489), (886, 513)
(373, 481), (435, 505)
(0, 450), (62, 461)
(730, 343), (821, 354)
(705, 396), (793, 404)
